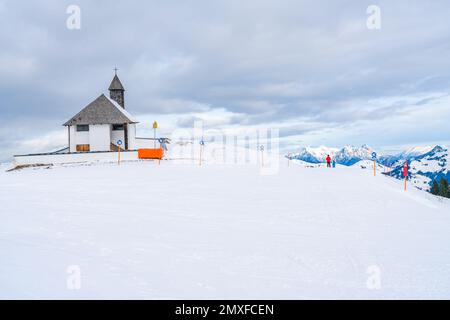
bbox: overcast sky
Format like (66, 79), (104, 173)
(1, 0), (450, 161)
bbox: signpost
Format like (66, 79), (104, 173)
(117, 140), (123, 165)
(158, 138), (166, 150)
(159, 137), (168, 165)
(199, 139), (205, 166)
(157, 138), (166, 165)
(372, 152), (377, 176)
(403, 160), (408, 191)
(153, 121), (158, 148)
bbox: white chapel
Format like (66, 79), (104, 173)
(63, 73), (138, 152)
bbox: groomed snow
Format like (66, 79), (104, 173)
(1, 160), (450, 299)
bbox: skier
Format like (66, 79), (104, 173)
(332, 159), (336, 168)
(326, 155), (332, 168)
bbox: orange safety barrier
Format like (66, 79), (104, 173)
(138, 148), (164, 159)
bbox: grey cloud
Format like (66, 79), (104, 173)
(1, 0), (450, 161)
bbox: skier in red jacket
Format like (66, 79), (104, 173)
(326, 155), (332, 168)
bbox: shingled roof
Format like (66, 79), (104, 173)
(108, 75), (125, 91)
(63, 94), (138, 126)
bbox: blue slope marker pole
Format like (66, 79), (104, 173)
(372, 152), (377, 176)
(117, 140), (123, 165)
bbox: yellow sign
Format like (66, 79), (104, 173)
(153, 121), (158, 129)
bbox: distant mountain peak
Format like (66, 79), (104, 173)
(430, 145), (445, 153)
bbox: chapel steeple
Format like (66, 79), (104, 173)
(108, 68), (125, 108)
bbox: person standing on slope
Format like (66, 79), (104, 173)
(332, 159), (336, 168)
(326, 155), (332, 168)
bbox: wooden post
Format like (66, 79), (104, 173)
(371, 152), (377, 177)
(153, 121), (158, 148)
(403, 161), (408, 191)
(373, 160), (376, 176)
(118, 146), (121, 165)
(199, 140), (205, 166)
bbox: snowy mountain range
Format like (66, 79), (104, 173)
(288, 144), (449, 191)
(288, 144), (375, 166)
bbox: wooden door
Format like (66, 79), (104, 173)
(76, 144), (90, 152)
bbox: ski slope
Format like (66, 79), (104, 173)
(1, 159), (450, 299)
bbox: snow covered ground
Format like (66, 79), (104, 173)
(1, 159), (450, 299)
(351, 160), (389, 172)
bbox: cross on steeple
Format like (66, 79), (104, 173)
(109, 69), (125, 108)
